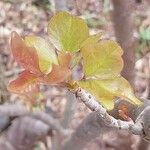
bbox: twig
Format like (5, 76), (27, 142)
(62, 88), (150, 150)
(72, 88), (136, 130)
(71, 87), (146, 135)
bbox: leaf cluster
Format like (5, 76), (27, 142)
(8, 12), (142, 109)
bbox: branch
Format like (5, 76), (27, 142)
(0, 116), (50, 150)
(111, 0), (135, 86)
(0, 104), (70, 136)
(73, 87), (143, 133)
(62, 87), (150, 150)
(0, 104), (28, 117)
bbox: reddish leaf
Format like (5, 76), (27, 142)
(118, 104), (131, 121)
(7, 70), (43, 106)
(58, 52), (73, 67)
(7, 70), (38, 94)
(39, 65), (71, 84)
(39, 53), (72, 84)
(11, 31), (41, 75)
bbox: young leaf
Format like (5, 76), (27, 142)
(80, 39), (123, 78)
(80, 33), (102, 48)
(7, 70), (38, 94)
(39, 53), (72, 84)
(78, 77), (142, 110)
(11, 31), (41, 75)
(25, 36), (58, 74)
(7, 70), (42, 106)
(57, 52), (72, 67)
(48, 11), (89, 52)
(79, 79), (115, 110)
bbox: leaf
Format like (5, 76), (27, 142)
(7, 70), (42, 106)
(11, 31), (41, 75)
(80, 39), (123, 78)
(25, 36), (58, 74)
(57, 52), (72, 67)
(70, 52), (82, 69)
(7, 70), (38, 94)
(118, 104), (130, 120)
(48, 11), (89, 52)
(78, 77), (142, 110)
(80, 33), (102, 48)
(39, 53), (72, 84)
(39, 65), (71, 84)
(80, 36), (142, 110)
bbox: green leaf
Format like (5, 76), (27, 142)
(78, 77), (142, 110)
(48, 11), (89, 52)
(80, 39), (123, 78)
(25, 36), (58, 74)
(80, 33), (102, 47)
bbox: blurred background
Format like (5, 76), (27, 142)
(0, 0), (150, 149)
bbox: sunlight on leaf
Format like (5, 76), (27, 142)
(7, 70), (38, 94)
(9, 12), (142, 111)
(48, 11), (89, 52)
(57, 52), (72, 67)
(7, 70), (42, 107)
(81, 39), (123, 78)
(11, 31), (41, 75)
(25, 36), (58, 74)
(80, 33), (102, 48)
(79, 77), (142, 110)
(79, 79), (115, 110)
(39, 53), (72, 84)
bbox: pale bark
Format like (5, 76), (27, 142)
(0, 117), (49, 150)
(0, 91), (150, 150)
(62, 88), (150, 150)
(0, 104), (69, 136)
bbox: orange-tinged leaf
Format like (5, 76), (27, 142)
(80, 39), (123, 78)
(118, 104), (131, 121)
(48, 11), (89, 52)
(11, 31), (41, 75)
(25, 36), (58, 74)
(8, 70), (44, 106)
(39, 53), (72, 84)
(39, 65), (71, 84)
(78, 77), (142, 110)
(7, 70), (38, 94)
(57, 52), (72, 67)
(118, 104), (129, 116)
